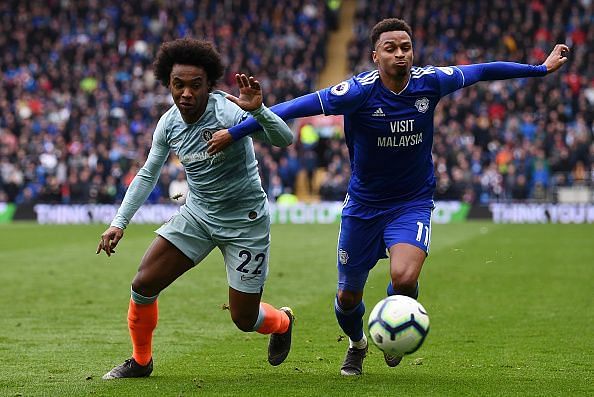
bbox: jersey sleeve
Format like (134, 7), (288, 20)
(434, 66), (466, 97)
(228, 93), (323, 141)
(249, 105), (294, 147)
(215, 91), (250, 126)
(110, 114), (170, 229)
(317, 76), (366, 115)
(436, 62), (548, 97)
(218, 93), (293, 146)
(457, 62), (547, 87)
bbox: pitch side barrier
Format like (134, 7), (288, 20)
(5, 202), (592, 225)
(489, 203), (594, 224)
(2, 201), (469, 225)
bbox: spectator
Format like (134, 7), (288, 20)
(0, 0), (591, 205)
(168, 171), (189, 204)
(0, 0), (329, 204)
(345, 0), (592, 203)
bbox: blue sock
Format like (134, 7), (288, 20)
(386, 281), (419, 299)
(334, 295), (365, 342)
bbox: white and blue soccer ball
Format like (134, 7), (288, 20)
(368, 295), (430, 356)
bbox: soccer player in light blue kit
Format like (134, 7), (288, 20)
(208, 18), (569, 375)
(97, 38), (295, 379)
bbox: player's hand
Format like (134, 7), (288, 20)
(542, 44), (570, 74)
(225, 73), (262, 111)
(96, 226), (124, 257)
(207, 129), (233, 155)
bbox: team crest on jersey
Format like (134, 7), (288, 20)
(202, 129), (214, 141)
(330, 81), (350, 96)
(415, 97), (430, 113)
(338, 249), (349, 265)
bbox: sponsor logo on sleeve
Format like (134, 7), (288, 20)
(436, 66), (454, 75)
(330, 81), (350, 96)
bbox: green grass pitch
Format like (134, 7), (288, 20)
(1, 221), (593, 396)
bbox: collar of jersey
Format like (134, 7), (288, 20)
(379, 73), (411, 96)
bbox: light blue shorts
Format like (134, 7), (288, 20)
(155, 203), (270, 293)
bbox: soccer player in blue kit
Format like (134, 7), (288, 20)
(208, 18), (569, 375)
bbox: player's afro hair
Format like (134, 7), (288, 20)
(370, 18), (413, 48)
(153, 38), (224, 90)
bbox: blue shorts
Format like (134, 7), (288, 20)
(337, 196), (434, 292)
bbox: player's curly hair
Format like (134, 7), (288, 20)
(370, 18), (413, 48)
(153, 38), (224, 90)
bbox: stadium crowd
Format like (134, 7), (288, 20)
(0, 0), (592, 205)
(0, 0), (330, 205)
(345, 0), (593, 203)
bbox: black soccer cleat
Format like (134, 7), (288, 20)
(340, 345), (368, 376)
(383, 352), (403, 367)
(268, 307), (294, 366)
(102, 358), (153, 380)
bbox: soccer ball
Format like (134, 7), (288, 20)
(368, 295), (430, 356)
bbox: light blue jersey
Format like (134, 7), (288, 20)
(111, 91), (293, 229)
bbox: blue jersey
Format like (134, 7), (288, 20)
(229, 61), (547, 208)
(317, 66), (465, 208)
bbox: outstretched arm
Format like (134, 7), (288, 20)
(249, 106), (294, 147)
(207, 92), (323, 155)
(97, 121), (169, 256)
(458, 44), (569, 87)
(96, 151), (167, 256)
(226, 73), (294, 147)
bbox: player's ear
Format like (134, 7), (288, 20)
(372, 50), (378, 64)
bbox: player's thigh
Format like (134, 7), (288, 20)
(384, 204), (432, 281)
(218, 216), (270, 295)
(337, 213), (386, 292)
(133, 236), (195, 295)
(388, 243), (426, 284)
(134, 208), (216, 295)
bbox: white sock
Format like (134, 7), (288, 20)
(349, 334), (367, 349)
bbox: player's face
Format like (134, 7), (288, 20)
(169, 64), (210, 123)
(372, 31), (414, 79)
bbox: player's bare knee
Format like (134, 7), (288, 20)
(391, 270), (418, 295)
(231, 312), (258, 332)
(131, 273), (160, 297)
(392, 273), (417, 287)
(390, 276), (417, 297)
